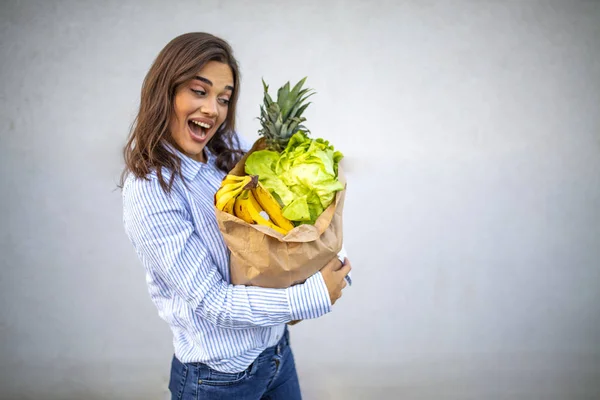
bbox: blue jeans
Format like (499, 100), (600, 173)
(169, 328), (301, 399)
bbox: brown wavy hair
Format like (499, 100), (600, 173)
(120, 32), (244, 193)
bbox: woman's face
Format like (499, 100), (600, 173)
(169, 61), (234, 162)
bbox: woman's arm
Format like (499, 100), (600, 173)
(122, 177), (331, 330)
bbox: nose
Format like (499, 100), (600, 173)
(201, 98), (218, 117)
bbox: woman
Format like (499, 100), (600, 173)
(120, 32), (351, 400)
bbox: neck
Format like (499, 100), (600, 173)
(192, 149), (207, 163)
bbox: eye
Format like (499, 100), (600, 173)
(218, 98), (231, 105)
(191, 89), (206, 96)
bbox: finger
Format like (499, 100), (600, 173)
(324, 256), (344, 272)
(336, 262), (351, 277)
(342, 280), (347, 289)
(333, 259), (344, 271)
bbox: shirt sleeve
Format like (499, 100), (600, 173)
(122, 176), (331, 329)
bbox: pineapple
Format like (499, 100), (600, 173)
(258, 77), (315, 152)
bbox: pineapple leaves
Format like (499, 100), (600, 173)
(287, 97), (313, 121)
(257, 77), (315, 151)
(277, 82), (291, 115)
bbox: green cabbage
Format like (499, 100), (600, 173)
(245, 131), (344, 224)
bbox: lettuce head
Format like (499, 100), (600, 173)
(245, 131), (344, 224)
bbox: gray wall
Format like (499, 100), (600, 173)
(1, 1), (599, 399)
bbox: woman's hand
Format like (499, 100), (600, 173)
(321, 257), (351, 306)
(288, 257), (351, 326)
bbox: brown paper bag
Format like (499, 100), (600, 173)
(214, 138), (346, 289)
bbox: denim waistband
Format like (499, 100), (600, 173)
(247, 326), (289, 374)
(173, 326), (290, 374)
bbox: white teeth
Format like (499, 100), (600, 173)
(191, 120), (212, 129)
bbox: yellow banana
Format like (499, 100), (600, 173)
(233, 190), (254, 224)
(251, 183), (294, 233)
(216, 181), (247, 210)
(215, 175), (255, 210)
(222, 197), (236, 215)
(221, 174), (246, 186)
(217, 180), (246, 196)
(234, 190), (288, 235)
(248, 192), (288, 235)
(216, 186), (244, 210)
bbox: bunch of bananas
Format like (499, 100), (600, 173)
(215, 174), (295, 235)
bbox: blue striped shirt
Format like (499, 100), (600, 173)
(121, 144), (341, 373)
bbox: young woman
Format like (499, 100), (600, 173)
(120, 32), (351, 400)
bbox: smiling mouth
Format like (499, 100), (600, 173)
(188, 120), (212, 140)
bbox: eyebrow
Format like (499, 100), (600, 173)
(193, 76), (234, 91)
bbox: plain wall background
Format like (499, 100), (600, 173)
(1, 1), (599, 399)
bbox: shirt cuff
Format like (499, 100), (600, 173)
(337, 244), (352, 286)
(287, 271), (332, 320)
(337, 244), (347, 263)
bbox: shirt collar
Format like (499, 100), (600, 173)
(163, 142), (216, 182)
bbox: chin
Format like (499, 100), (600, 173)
(185, 144), (206, 159)
(172, 128), (215, 161)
